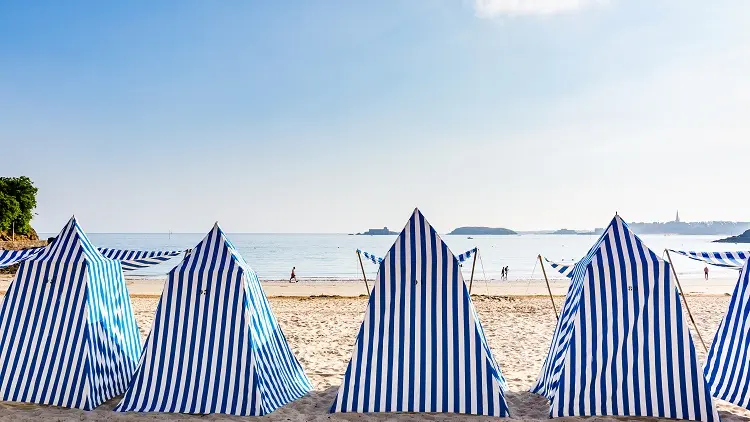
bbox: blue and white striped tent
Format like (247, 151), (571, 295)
(357, 249), (383, 265)
(116, 223), (311, 416)
(98, 248), (183, 271)
(0, 217), (142, 410)
(0, 246), (182, 272)
(530, 215), (718, 420)
(704, 255), (750, 409)
(668, 249), (750, 270)
(456, 247), (478, 265)
(331, 209), (510, 416)
(0, 247), (44, 268)
(543, 257), (576, 278)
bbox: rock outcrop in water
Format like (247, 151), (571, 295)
(715, 229), (750, 243)
(448, 227), (517, 235)
(356, 227), (397, 235)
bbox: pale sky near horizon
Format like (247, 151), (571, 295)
(1, 1), (749, 233)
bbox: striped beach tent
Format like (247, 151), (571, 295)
(543, 257), (576, 278)
(668, 249), (750, 270)
(1, 247), (182, 271)
(0, 217), (142, 410)
(704, 256), (750, 408)
(116, 223), (311, 416)
(331, 209), (510, 416)
(357, 249), (383, 265)
(530, 215), (718, 421)
(0, 247), (44, 268)
(98, 248), (183, 272)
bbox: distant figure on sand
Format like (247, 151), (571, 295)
(704, 265), (709, 280)
(290, 267), (298, 283)
(504, 266), (509, 280)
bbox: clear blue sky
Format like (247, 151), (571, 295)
(2, 1), (749, 233)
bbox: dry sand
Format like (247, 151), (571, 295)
(0, 275), (748, 421)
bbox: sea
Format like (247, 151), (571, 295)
(38, 232), (742, 282)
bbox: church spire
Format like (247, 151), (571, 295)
(676, 210), (680, 223)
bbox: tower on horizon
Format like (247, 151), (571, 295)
(675, 210), (680, 223)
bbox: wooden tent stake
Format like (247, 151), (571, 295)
(665, 249), (707, 352)
(357, 251), (371, 297)
(469, 250), (478, 294)
(538, 255), (559, 320)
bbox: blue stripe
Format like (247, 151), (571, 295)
(456, 248), (477, 264)
(357, 249), (383, 265)
(669, 249), (749, 269)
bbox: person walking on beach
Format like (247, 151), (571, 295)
(704, 265), (709, 280)
(290, 267), (298, 283)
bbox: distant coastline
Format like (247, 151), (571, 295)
(628, 221), (750, 236)
(521, 221), (750, 236)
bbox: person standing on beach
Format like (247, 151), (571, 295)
(290, 267), (298, 283)
(704, 265), (709, 280)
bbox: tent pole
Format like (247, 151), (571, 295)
(665, 249), (707, 352)
(538, 255), (559, 320)
(469, 251), (478, 295)
(357, 251), (370, 297)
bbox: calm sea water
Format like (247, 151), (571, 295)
(39, 232), (741, 281)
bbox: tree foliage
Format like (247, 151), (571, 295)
(0, 177), (38, 234)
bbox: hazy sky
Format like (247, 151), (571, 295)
(2, 0), (749, 233)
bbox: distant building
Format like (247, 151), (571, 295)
(675, 210), (680, 223)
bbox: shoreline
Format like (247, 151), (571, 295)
(0, 274), (737, 298)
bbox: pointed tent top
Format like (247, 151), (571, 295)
(385, 208), (460, 266)
(577, 213), (662, 274)
(34, 215), (106, 263)
(175, 222), (250, 275)
(206, 222), (228, 240)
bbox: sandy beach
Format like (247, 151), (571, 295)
(0, 275), (748, 421)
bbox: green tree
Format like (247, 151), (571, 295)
(0, 176), (38, 234)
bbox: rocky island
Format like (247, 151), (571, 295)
(448, 226), (517, 235)
(715, 229), (750, 243)
(356, 227), (397, 235)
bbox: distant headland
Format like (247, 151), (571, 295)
(355, 227), (397, 236)
(625, 210), (750, 235)
(627, 221), (750, 236)
(523, 212), (750, 236)
(715, 229), (750, 243)
(448, 227), (517, 235)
